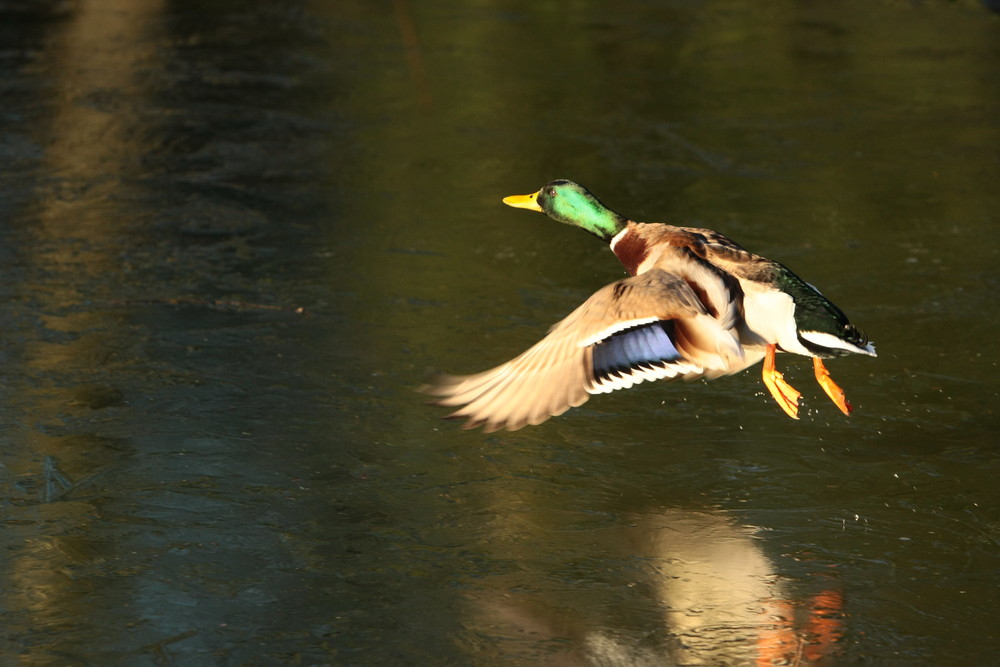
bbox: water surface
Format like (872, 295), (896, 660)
(1, 0), (998, 664)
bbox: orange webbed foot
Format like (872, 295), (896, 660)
(762, 344), (801, 419)
(813, 357), (853, 416)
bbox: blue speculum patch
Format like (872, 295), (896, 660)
(592, 321), (681, 381)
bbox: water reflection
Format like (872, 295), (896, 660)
(3, 0), (340, 662)
(465, 507), (841, 665)
(7, 0), (165, 655)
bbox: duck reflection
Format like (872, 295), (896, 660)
(465, 509), (841, 666)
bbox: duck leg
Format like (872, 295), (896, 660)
(762, 344), (801, 419)
(813, 358), (853, 416)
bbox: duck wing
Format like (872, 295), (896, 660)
(423, 268), (745, 432)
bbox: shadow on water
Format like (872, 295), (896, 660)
(1, 0), (998, 664)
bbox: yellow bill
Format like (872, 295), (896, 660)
(502, 190), (543, 212)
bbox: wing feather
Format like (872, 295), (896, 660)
(423, 269), (744, 431)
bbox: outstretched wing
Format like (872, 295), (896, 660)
(423, 269), (745, 432)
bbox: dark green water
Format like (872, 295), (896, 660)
(1, 0), (998, 664)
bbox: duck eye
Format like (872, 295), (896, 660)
(548, 189), (557, 197)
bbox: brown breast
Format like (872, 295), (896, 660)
(611, 225), (650, 276)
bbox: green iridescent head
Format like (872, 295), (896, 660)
(502, 179), (627, 242)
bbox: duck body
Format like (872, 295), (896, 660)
(425, 180), (875, 431)
(616, 221), (874, 359)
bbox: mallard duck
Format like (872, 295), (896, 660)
(424, 180), (876, 432)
